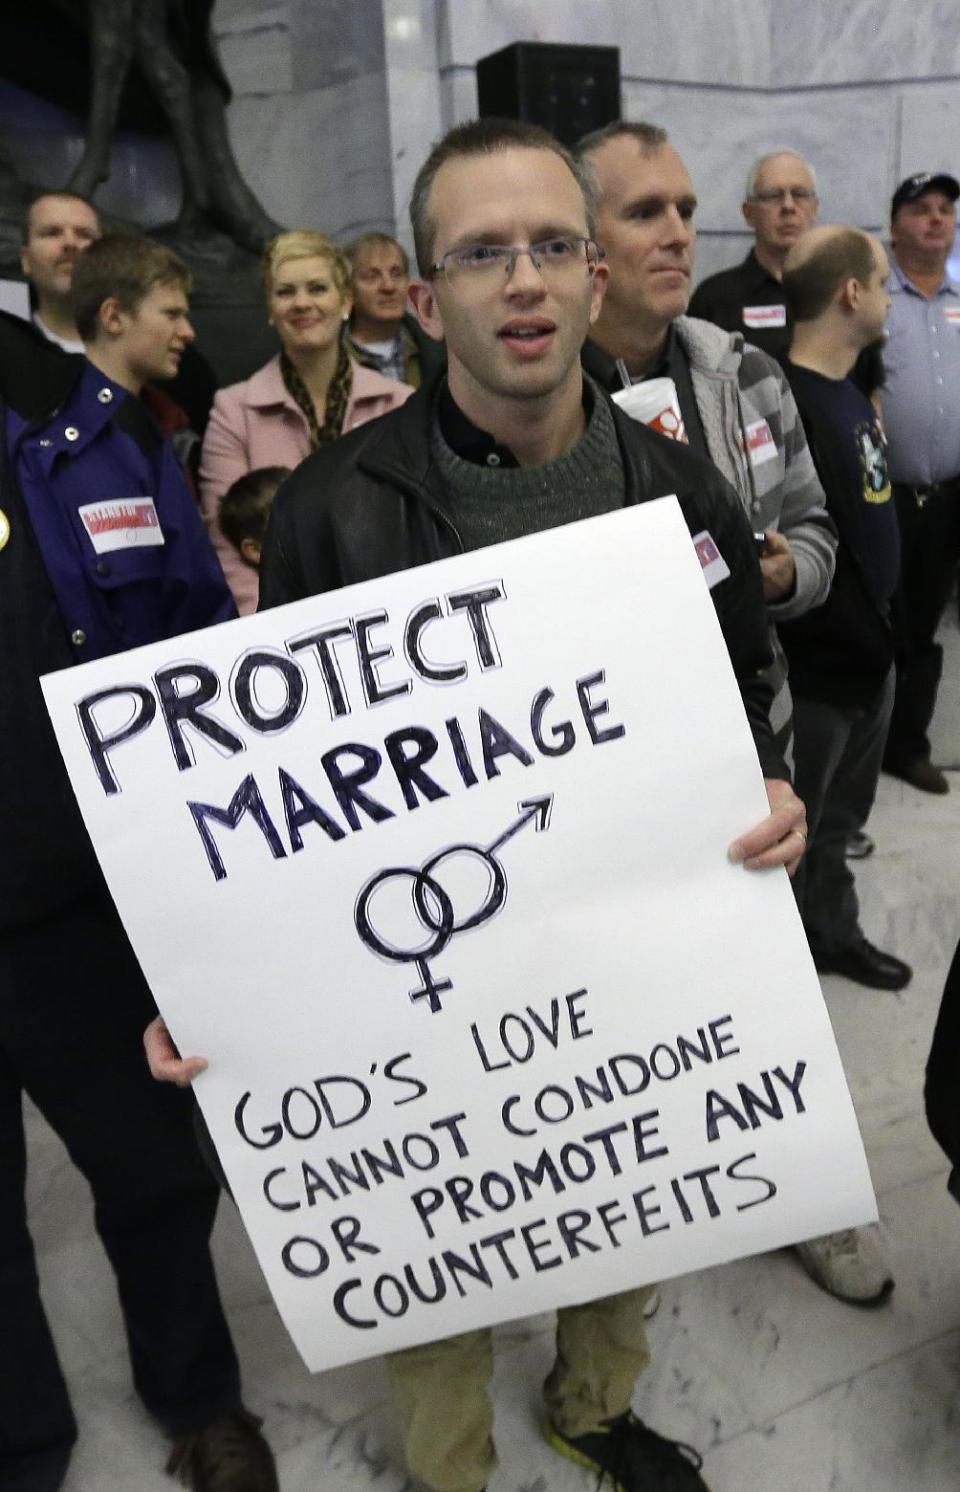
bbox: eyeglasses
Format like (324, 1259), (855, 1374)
(750, 187), (817, 206)
(428, 236), (601, 283)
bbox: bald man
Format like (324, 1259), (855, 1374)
(689, 150), (819, 358)
(780, 225), (909, 1000)
(775, 224), (907, 1303)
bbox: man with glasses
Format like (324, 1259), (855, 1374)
(689, 150), (820, 359)
(152, 117), (808, 1492)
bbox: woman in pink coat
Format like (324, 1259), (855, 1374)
(200, 230), (413, 613)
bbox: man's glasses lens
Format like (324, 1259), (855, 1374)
(432, 237), (598, 280)
(753, 188), (816, 205)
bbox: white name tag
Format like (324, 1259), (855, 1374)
(79, 496), (165, 554)
(692, 529), (730, 589)
(743, 304), (787, 329)
(742, 416), (778, 467)
(943, 306), (960, 325)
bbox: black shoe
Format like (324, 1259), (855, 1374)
(813, 938), (912, 991)
(543, 1409), (710, 1489)
(883, 757), (949, 794)
(166, 1409), (278, 1491)
(845, 830), (875, 859)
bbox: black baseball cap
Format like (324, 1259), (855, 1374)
(891, 171), (960, 216)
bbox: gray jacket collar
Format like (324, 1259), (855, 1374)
(674, 313), (745, 380)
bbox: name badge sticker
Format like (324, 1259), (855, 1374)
(943, 306), (960, 325)
(742, 417), (778, 467)
(743, 304), (787, 329)
(692, 529), (731, 589)
(79, 496), (165, 554)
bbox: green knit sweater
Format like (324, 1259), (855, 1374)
(429, 382), (626, 550)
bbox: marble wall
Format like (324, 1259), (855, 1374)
(213, 0), (395, 241)
(212, 0), (960, 280)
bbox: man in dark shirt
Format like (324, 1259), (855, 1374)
(149, 116), (809, 1492)
(776, 223), (910, 1312)
(20, 187), (218, 439)
(780, 224), (911, 1002)
(689, 150), (819, 359)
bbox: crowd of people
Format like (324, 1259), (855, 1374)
(2, 110), (959, 1492)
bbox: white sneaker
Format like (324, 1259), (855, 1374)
(642, 1287), (661, 1320)
(795, 1228), (894, 1306)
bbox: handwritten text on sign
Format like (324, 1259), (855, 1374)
(41, 500), (876, 1371)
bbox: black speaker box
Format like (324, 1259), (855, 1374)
(476, 42), (621, 147)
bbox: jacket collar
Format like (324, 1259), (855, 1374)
(244, 355), (296, 410)
(0, 310), (84, 424)
(888, 260), (960, 298)
(244, 351), (406, 411)
(581, 331), (680, 390)
(674, 314), (743, 378)
(583, 316), (744, 390)
(353, 367), (689, 518)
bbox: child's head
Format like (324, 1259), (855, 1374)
(218, 466), (290, 569)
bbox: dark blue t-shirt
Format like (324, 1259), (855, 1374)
(785, 363), (900, 605)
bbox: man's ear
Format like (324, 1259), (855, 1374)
(742, 201), (758, 232)
(407, 279), (445, 343)
(240, 537), (262, 568)
(841, 276), (860, 312)
(587, 259), (609, 326)
(98, 297), (126, 339)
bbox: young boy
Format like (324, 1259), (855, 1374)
(218, 465), (290, 570)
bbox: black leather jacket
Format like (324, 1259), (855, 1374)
(927, 937), (960, 1203)
(259, 380), (787, 780)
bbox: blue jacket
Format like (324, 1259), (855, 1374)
(0, 313), (232, 931)
(6, 355), (234, 660)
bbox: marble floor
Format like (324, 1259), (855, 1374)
(25, 615), (960, 1492)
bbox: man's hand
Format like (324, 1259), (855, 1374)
(728, 777), (807, 877)
(144, 1015), (208, 1087)
(759, 529), (796, 603)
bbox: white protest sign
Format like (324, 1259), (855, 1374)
(42, 498), (876, 1373)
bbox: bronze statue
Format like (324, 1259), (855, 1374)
(63, 0), (280, 254)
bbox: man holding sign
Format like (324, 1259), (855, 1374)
(149, 119), (808, 1492)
